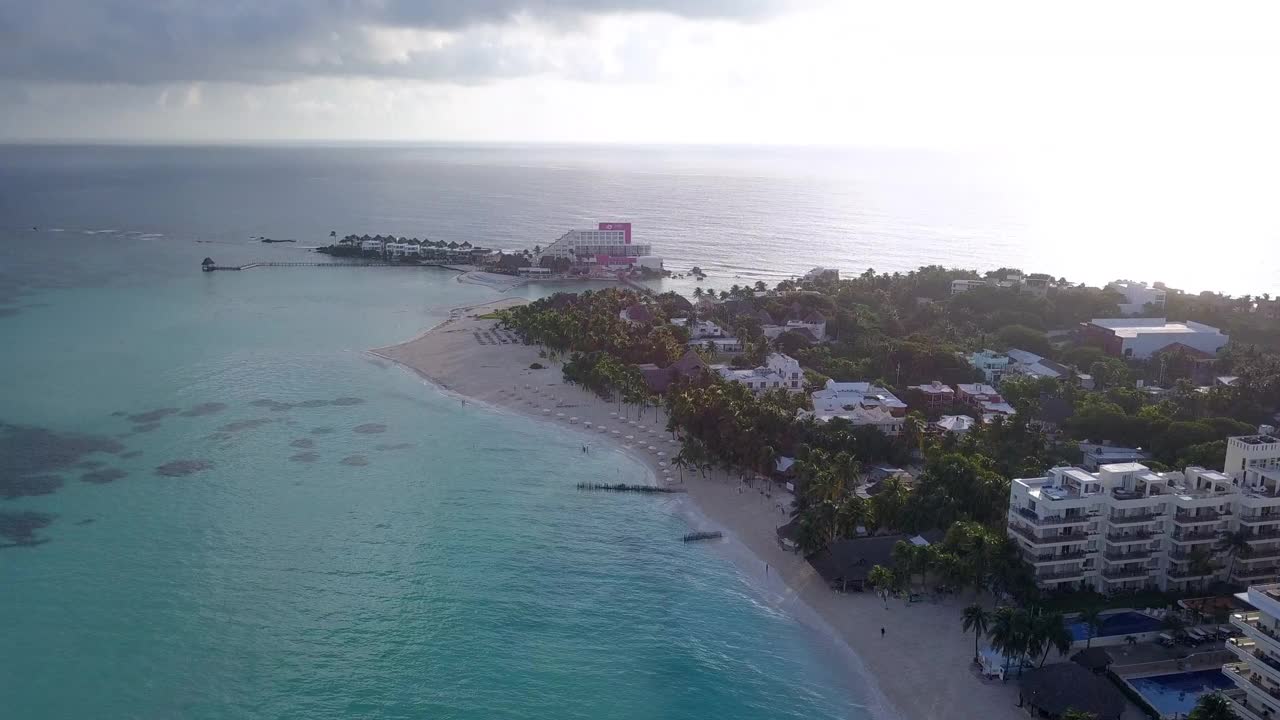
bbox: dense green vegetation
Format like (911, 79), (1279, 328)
(498, 269), (1280, 604)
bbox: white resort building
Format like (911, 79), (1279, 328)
(1224, 584), (1280, 720)
(713, 353), (804, 395)
(536, 222), (661, 271)
(761, 312), (827, 342)
(1006, 434), (1280, 594)
(1082, 318), (1229, 360)
(1107, 280), (1168, 316)
(804, 380), (908, 435)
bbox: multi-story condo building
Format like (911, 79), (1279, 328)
(1007, 434), (1280, 594)
(1224, 584), (1280, 720)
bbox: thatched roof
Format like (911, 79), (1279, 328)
(1070, 647), (1113, 672)
(1019, 663), (1124, 720)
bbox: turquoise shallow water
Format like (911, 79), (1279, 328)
(0, 236), (868, 718)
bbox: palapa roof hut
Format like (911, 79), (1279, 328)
(1018, 663), (1124, 720)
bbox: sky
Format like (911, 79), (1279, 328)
(2, 0), (1279, 154)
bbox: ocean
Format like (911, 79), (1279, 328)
(0, 145), (883, 719)
(0, 143), (1272, 719)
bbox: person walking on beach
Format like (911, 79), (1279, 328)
(881, 627), (885, 638)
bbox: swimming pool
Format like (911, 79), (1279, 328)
(1128, 669), (1234, 717)
(1068, 611), (1163, 641)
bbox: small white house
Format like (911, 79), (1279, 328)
(968, 350), (1013, 384)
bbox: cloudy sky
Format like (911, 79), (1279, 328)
(1, 0), (1278, 151)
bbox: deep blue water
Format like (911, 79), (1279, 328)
(1128, 670), (1233, 717)
(1069, 611), (1164, 641)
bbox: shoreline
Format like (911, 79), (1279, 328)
(371, 300), (1026, 720)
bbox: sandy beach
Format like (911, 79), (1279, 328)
(371, 299), (1028, 720)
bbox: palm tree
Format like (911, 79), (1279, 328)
(1032, 610), (1072, 667)
(1219, 529), (1253, 582)
(961, 604), (990, 660)
(1061, 711), (1098, 720)
(868, 565), (894, 608)
(1187, 691), (1238, 720)
(1080, 606), (1104, 649)
(987, 607), (1023, 679)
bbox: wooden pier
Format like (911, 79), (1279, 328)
(203, 261), (466, 272)
(576, 482), (686, 494)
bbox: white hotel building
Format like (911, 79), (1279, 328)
(1225, 584), (1280, 720)
(536, 222), (661, 270)
(713, 353), (804, 395)
(1007, 434), (1280, 594)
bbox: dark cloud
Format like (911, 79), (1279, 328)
(0, 1), (783, 85)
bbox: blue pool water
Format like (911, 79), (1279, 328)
(1128, 669), (1234, 717)
(1068, 611), (1164, 641)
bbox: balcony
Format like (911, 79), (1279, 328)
(1031, 550), (1090, 565)
(1226, 661), (1280, 705)
(1108, 512), (1164, 525)
(1170, 531), (1221, 544)
(1228, 638), (1280, 688)
(1035, 568), (1088, 582)
(1106, 530), (1156, 542)
(1009, 522), (1093, 546)
(1014, 507), (1096, 526)
(1247, 548), (1280, 562)
(1240, 515), (1280, 526)
(1234, 566), (1280, 582)
(1235, 613), (1280, 659)
(1169, 566), (1220, 580)
(1224, 689), (1269, 720)
(1247, 529), (1280, 542)
(1173, 509), (1231, 525)
(1103, 549), (1153, 562)
(1100, 567), (1151, 580)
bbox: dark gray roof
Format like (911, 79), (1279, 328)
(1070, 647), (1113, 671)
(808, 534), (905, 585)
(1019, 663), (1124, 720)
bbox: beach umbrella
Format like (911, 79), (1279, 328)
(598, 427), (606, 433)
(657, 452), (666, 457)
(625, 435), (634, 441)
(556, 412), (565, 418)
(570, 417), (578, 423)
(609, 412), (617, 418)
(648, 446), (657, 453)
(612, 430), (621, 436)
(658, 461), (667, 468)
(542, 409), (551, 415)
